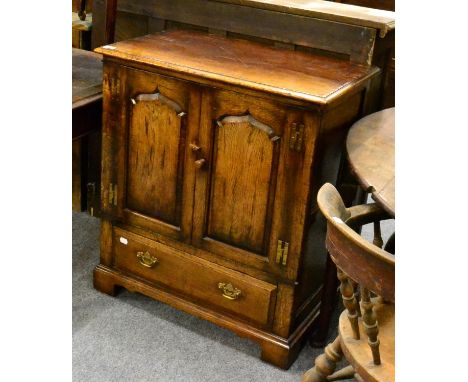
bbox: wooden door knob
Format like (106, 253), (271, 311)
(189, 143), (201, 152)
(194, 158), (206, 169)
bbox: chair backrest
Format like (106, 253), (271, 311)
(317, 183), (395, 302)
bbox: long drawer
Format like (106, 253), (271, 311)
(112, 227), (278, 327)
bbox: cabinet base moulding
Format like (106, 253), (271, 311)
(93, 264), (319, 369)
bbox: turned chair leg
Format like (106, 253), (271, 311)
(361, 287), (381, 365)
(301, 336), (343, 382)
(337, 269), (360, 340)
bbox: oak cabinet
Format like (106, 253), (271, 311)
(94, 30), (379, 368)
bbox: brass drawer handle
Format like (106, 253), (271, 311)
(218, 282), (241, 300)
(136, 251), (159, 268)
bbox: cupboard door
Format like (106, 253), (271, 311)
(192, 89), (304, 274)
(109, 66), (200, 242)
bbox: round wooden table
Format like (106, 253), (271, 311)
(346, 107), (395, 216)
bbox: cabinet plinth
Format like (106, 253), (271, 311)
(94, 30), (379, 369)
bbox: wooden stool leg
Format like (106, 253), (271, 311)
(301, 336), (343, 382)
(309, 254), (338, 347)
(337, 269), (360, 339)
(361, 287), (381, 365)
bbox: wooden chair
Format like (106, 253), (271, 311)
(301, 183), (395, 382)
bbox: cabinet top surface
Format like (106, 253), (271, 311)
(96, 30), (379, 105)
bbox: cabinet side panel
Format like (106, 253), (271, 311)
(293, 92), (363, 323)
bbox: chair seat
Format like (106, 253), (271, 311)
(339, 301), (395, 382)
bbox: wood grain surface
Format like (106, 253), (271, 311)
(346, 107), (394, 215)
(208, 116), (275, 253)
(95, 30), (379, 105)
(127, 101), (183, 224)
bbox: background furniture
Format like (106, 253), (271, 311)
(347, 107), (395, 216)
(333, 0), (394, 109)
(72, 49), (103, 215)
(72, 0), (94, 49)
(93, 29), (379, 369)
(302, 183), (394, 381)
(310, 106), (395, 346)
(72, 0), (116, 215)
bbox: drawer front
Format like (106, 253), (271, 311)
(113, 227), (277, 327)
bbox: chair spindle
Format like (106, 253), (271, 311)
(351, 280), (362, 317)
(373, 221), (384, 248)
(337, 269), (360, 340)
(361, 287), (381, 365)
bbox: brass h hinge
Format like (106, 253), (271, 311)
(289, 123), (304, 152)
(108, 183), (118, 206)
(276, 240), (290, 266)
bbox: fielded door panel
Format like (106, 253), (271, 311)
(110, 66), (200, 242)
(192, 89), (317, 277)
